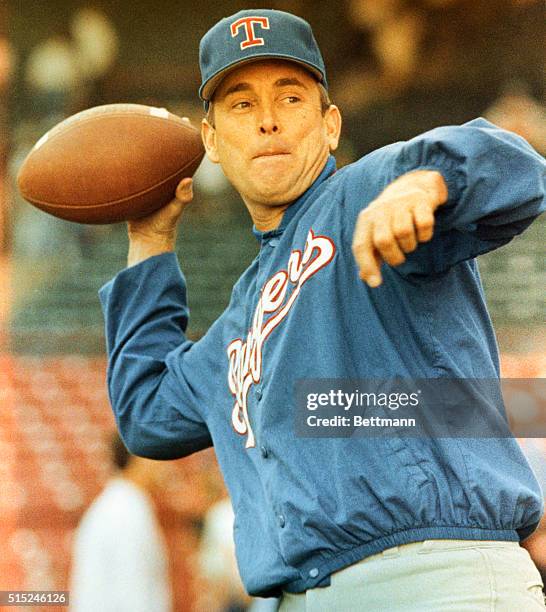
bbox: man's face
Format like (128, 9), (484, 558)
(201, 60), (341, 210)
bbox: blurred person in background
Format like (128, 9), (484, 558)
(24, 24), (82, 123)
(69, 432), (172, 612)
(520, 439), (546, 589)
(69, 7), (119, 108)
(24, 7), (118, 123)
(197, 495), (279, 612)
(197, 495), (251, 612)
(338, 0), (544, 155)
(484, 81), (546, 156)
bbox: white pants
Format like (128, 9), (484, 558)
(279, 540), (545, 611)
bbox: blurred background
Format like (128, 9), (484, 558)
(0, 1), (544, 610)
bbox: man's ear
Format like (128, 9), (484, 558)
(201, 118), (220, 164)
(324, 105), (342, 152)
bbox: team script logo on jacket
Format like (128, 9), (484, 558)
(227, 229), (336, 448)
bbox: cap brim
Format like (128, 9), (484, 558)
(200, 54), (324, 102)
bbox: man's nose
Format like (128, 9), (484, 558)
(259, 103), (279, 134)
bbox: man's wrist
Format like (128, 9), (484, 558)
(405, 170), (448, 209)
(383, 170), (449, 211)
(127, 237), (176, 267)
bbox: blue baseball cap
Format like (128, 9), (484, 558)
(199, 9), (328, 108)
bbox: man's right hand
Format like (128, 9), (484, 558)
(127, 177), (193, 267)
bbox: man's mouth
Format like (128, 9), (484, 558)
(253, 150), (291, 159)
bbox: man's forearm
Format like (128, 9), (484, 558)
(99, 253), (213, 459)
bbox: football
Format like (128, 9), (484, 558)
(17, 103), (205, 224)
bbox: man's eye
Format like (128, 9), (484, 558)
(282, 96), (301, 104)
(233, 101), (251, 110)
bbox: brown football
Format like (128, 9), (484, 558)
(17, 103), (205, 224)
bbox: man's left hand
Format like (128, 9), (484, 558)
(352, 170), (448, 287)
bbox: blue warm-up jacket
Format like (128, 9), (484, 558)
(100, 119), (545, 596)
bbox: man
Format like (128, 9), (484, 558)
(197, 495), (253, 612)
(70, 433), (172, 612)
(100, 9), (546, 610)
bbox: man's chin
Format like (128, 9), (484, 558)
(253, 185), (304, 207)
(250, 174), (307, 205)
(253, 167), (291, 186)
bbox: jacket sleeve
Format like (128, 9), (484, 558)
(99, 253), (213, 459)
(380, 118), (546, 275)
